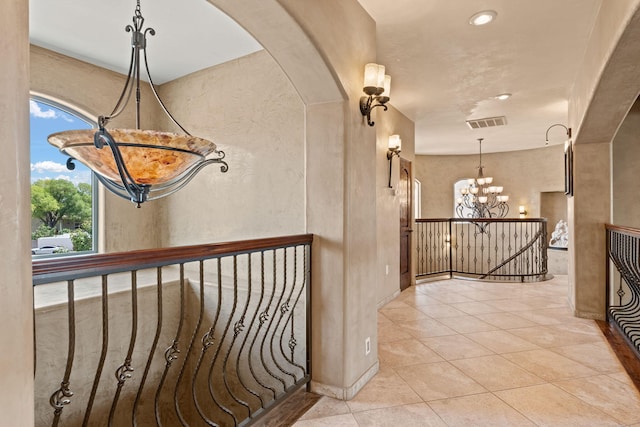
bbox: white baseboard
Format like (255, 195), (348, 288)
(377, 290), (400, 309)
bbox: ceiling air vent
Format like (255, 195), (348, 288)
(466, 116), (507, 130)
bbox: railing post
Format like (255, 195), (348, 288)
(605, 226), (610, 320)
(448, 219), (453, 278)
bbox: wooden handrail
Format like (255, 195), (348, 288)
(606, 223), (640, 238)
(33, 233), (313, 285)
(416, 218), (547, 223)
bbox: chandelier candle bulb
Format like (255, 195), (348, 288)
(363, 63), (383, 93)
(382, 75), (391, 97)
(388, 134), (401, 150)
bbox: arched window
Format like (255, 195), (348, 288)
(30, 96), (98, 256)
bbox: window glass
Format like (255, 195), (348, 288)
(30, 97), (97, 256)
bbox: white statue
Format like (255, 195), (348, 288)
(549, 220), (569, 248)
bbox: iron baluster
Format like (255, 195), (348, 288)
(220, 256), (252, 419)
(204, 258), (236, 425)
(133, 267), (163, 426)
(174, 261), (206, 425)
(233, 253), (265, 414)
(154, 264), (185, 425)
(49, 280), (76, 427)
(84, 276), (109, 426)
(258, 249), (288, 390)
(108, 271), (139, 426)
(192, 259), (224, 427)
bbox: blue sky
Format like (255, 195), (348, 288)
(30, 99), (92, 185)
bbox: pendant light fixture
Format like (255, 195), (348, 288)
(455, 138), (509, 218)
(47, 0), (228, 207)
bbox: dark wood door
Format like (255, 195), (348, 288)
(399, 158), (412, 291)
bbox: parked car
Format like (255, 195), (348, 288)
(31, 245), (63, 255)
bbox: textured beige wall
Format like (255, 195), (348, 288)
(276, 0), (380, 394)
(613, 99), (640, 228)
(569, 0), (640, 145)
(156, 51), (305, 245)
(541, 192), (567, 232)
(569, 142), (611, 319)
(0, 0), (33, 423)
(414, 144), (565, 219)
(376, 105), (415, 307)
(30, 46), (165, 252)
(567, 1), (640, 318)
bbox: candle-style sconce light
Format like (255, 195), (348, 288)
(387, 134), (401, 188)
(360, 63), (391, 126)
(519, 205), (528, 218)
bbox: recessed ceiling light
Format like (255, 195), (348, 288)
(495, 93), (511, 100)
(469, 10), (497, 26)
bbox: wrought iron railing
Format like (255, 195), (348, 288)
(416, 218), (548, 282)
(33, 234), (312, 427)
(606, 224), (640, 357)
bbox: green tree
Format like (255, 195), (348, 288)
(31, 179), (91, 229)
(31, 223), (56, 240)
(70, 229), (92, 251)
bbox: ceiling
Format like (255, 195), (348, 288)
(30, 0), (602, 155)
(29, 0), (262, 84)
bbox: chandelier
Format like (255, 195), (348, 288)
(47, 0), (228, 207)
(455, 138), (509, 218)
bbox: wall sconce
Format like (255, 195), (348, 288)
(387, 134), (401, 188)
(545, 123), (572, 146)
(360, 63), (391, 126)
(519, 205), (528, 218)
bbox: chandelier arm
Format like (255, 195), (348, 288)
(103, 45), (138, 126)
(142, 44), (190, 135)
(94, 174), (148, 206)
(145, 157), (229, 201)
(94, 129), (150, 205)
(371, 102), (389, 114)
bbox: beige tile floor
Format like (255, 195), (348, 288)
(293, 275), (640, 427)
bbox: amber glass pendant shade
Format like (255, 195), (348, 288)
(45, 1), (229, 207)
(48, 129), (217, 186)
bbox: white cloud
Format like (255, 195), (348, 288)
(66, 172), (92, 185)
(31, 161), (69, 174)
(30, 100), (73, 122)
(54, 175), (71, 181)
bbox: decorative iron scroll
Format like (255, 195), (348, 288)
(606, 224), (640, 357)
(416, 218), (548, 282)
(33, 234), (312, 426)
